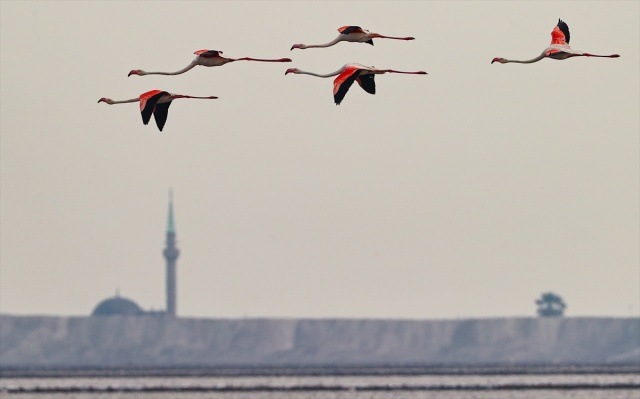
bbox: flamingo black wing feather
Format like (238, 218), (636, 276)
(140, 91), (166, 126)
(334, 69), (362, 105)
(339, 26), (363, 35)
(153, 102), (171, 132)
(557, 19), (570, 43)
(198, 50), (222, 58)
(357, 74), (376, 95)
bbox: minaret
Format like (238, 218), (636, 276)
(163, 190), (179, 316)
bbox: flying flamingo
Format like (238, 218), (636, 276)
(285, 63), (427, 105)
(491, 19), (620, 64)
(98, 90), (218, 131)
(128, 50), (292, 76)
(290, 26), (415, 50)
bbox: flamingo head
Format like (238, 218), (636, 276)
(290, 44), (306, 50)
(128, 69), (145, 77)
(491, 57), (507, 64)
(97, 98), (113, 104)
(284, 68), (300, 75)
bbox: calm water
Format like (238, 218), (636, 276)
(2, 371), (640, 399)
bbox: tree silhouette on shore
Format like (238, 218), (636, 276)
(536, 292), (566, 317)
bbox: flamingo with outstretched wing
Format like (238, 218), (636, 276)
(128, 50), (291, 77)
(291, 26), (415, 50)
(492, 19), (620, 64)
(285, 63), (426, 105)
(98, 90), (218, 131)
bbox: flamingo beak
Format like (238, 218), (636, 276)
(491, 58), (500, 64)
(285, 68), (295, 75)
(290, 44), (300, 51)
(127, 70), (137, 77)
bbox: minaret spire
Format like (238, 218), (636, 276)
(167, 189), (176, 234)
(163, 190), (179, 316)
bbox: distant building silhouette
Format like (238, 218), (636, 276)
(163, 191), (180, 316)
(91, 192), (179, 317)
(92, 294), (143, 316)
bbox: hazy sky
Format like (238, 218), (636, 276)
(1, 1), (638, 320)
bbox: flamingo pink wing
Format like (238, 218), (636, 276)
(139, 90), (163, 113)
(333, 65), (362, 105)
(550, 20), (569, 45)
(333, 66), (358, 95)
(338, 26), (366, 34)
(550, 27), (567, 45)
(194, 49), (222, 58)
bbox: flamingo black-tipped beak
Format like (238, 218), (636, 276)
(285, 68), (294, 75)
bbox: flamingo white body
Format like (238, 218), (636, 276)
(291, 26), (415, 50)
(492, 19), (620, 64)
(98, 90), (218, 131)
(285, 63), (427, 105)
(129, 50), (292, 76)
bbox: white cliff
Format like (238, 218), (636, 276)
(0, 315), (638, 367)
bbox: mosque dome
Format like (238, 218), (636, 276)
(92, 295), (144, 316)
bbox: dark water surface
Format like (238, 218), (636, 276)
(2, 366), (639, 399)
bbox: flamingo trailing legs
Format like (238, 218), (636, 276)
(491, 19), (620, 64)
(98, 90), (218, 131)
(285, 63), (426, 105)
(129, 50), (292, 76)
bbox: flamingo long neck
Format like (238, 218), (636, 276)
(503, 53), (546, 64)
(303, 36), (342, 49)
(294, 68), (343, 78)
(108, 98), (140, 104)
(142, 62), (197, 76)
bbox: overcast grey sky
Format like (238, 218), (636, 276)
(1, 1), (638, 319)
